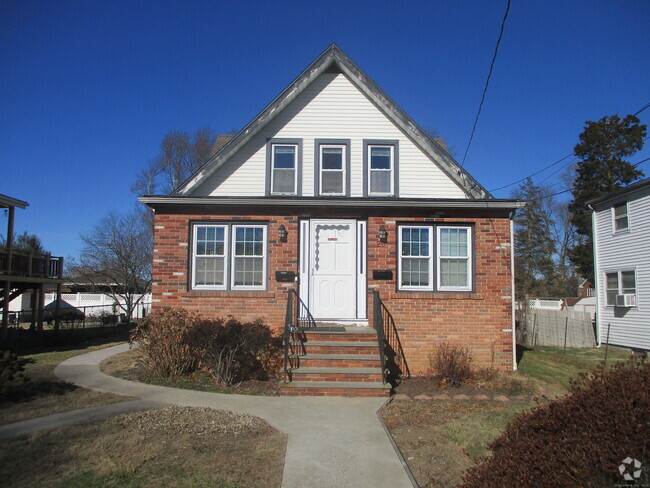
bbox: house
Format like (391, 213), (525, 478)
(590, 177), (650, 353)
(140, 44), (523, 395)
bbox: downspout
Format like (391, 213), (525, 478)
(589, 204), (601, 347)
(509, 209), (517, 371)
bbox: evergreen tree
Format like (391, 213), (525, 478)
(568, 114), (646, 281)
(513, 178), (557, 298)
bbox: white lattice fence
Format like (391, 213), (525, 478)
(44, 293), (151, 318)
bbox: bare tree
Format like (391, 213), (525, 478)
(75, 212), (152, 323)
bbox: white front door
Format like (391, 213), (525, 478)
(309, 219), (357, 319)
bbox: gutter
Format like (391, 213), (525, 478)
(139, 196), (524, 210)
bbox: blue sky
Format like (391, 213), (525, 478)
(1, 0), (649, 259)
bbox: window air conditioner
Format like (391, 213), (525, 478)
(615, 294), (636, 307)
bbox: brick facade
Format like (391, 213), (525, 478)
(151, 205), (514, 374)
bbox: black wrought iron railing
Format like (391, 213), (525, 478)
(0, 248), (63, 279)
(283, 289), (316, 382)
(372, 290), (410, 385)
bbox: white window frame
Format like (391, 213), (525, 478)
(398, 226), (433, 291)
(270, 144), (298, 196)
(437, 226), (472, 292)
(605, 269), (637, 307)
(192, 224), (229, 290)
(612, 202), (629, 233)
(191, 223), (267, 291)
(230, 224), (267, 290)
(319, 144), (346, 196)
(367, 145), (394, 196)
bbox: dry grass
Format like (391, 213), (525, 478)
(0, 342), (131, 425)
(0, 406), (287, 488)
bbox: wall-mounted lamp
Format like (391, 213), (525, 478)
(278, 224), (288, 242)
(377, 225), (388, 243)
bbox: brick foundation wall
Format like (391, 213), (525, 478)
(151, 206), (514, 374)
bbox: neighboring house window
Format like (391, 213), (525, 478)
(399, 226), (432, 290)
(437, 226), (472, 291)
(613, 202), (629, 231)
(320, 145), (346, 195)
(605, 270), (636, 306)
(315, 139), (350, 197)
(271, 145), (297, 195)
(363, 140), (399, 197)
(266, 139), (302, 196)
(192, 224), (267, 290)
(368, 146), (393, 195)
(398, 224), (473, 292)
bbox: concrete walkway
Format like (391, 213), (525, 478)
(46, 344), (414, 488)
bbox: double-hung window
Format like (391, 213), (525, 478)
(368, 145), (394, 196)
(271, 145), (297, 195)
(613, 202), (629, 232)
(399, 226), (433, 290)
(398, 224), (473, 292)
(319, 145), (346, 195)
(192, 224), (267, 290)
(437, 227), (472, 291)
(605, 270), (636, 306)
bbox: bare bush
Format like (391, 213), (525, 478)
(429, 343), (474, 387)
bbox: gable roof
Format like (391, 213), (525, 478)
(174, 43), (491, 199)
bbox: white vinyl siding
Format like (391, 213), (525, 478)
(191, 224), (267, 290)
(193, 73), (467, 198)
(594, 185), (650, 350)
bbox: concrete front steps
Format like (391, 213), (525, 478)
(281, 326), (391, 397)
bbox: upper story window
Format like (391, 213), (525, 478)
(192, 223), (267, 290)
(315, 139), (350, 196)
(613, 202), (629, 232)
(398, 224), (473, 292)
(605, 270), (636, 306)
(363, 140), (398, 197)
(266, 139), (302, 196)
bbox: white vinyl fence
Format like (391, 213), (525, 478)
(521, 309), (596, 348)
(44, 293), (151, 318)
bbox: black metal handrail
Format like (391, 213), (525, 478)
(283, 289), (316, 382)
(372, 290), (410, 385)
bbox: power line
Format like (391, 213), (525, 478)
(633, 157), (650, 168)
(489, 153), (574, 192)
(461, 0), (511, 167)
(490, 103), (650, 193)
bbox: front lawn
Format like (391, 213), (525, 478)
(382, 345), (633, 488)
(0, 406), (287, 488)
(1, 340), (131, 425)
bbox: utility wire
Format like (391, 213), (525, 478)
(461, 0), (511, 167)
(490, 103), (650, 193)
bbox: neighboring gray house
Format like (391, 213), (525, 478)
(591, 177), (650, 352)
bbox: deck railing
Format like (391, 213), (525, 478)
(372, 290), (410, 385)
(0, 248), (63, 279)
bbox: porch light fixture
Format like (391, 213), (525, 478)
(377, 225), (388, 243)
(278, 224), (288, 242)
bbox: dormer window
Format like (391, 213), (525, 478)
(266, 139), (302, 196)
(364, 140), (398, 197)
(315, 139), (350, 196)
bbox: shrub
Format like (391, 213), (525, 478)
(0, 350), (30, 399)
(192, 318), (282, 385)
(429, 342), (473, 387)
(130, 308), (199, 378)
(460, 360), (650, 488)
(130, 308), (281, 385)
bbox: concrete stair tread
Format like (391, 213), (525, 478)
(290, 367), (383, 374)
(299, 353), (382, 360)
(281, 380), (390, 389)
(296, 340), (378, 347)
